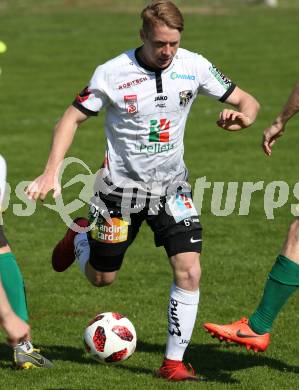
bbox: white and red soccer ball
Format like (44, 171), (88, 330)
(84, 312), (137, 363)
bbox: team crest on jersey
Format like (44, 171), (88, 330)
(179, 90), (193, 107)
(124, 95), (138, 113)
(76, 86), (91, 103)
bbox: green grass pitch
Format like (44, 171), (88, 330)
(0, 1), (298, 389)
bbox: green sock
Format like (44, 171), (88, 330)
(249, 255), (299, 334)
(0, 252), (28, 322)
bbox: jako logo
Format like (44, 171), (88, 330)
(170, 72), (195, 80)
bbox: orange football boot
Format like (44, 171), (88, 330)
(203, 317), (270, 352)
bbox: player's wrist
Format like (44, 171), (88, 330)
(273, 117), (286, 129)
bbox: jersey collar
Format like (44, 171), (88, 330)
(134, 46), (175, 73)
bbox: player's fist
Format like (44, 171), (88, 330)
(217, 109), (252, 131)
(26, 172), (61, 201)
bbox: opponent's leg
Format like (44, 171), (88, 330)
(204, 218), (299, 352)
(0, 226), (52, 368)
(0, 227), (28, 323)
(248, 218), (299, 335)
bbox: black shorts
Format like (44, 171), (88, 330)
(86, 189), (202, 272)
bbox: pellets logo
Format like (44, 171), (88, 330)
(149, 118), (170, 142)
(91, 218), (129, 243)
(124, 95), (138, 113)
(136, 118), (174, 154)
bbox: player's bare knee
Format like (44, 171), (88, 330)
(186, 265), (201, 286)
(288, 218), (299, 241)
(90, 272), (117, 287)
(0, 244), (11, 254)
(171, 253), (201, 290)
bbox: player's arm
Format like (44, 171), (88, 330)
(217, 86), (260, 131)
(0, 278), (30, 346)
(26, 106), (89, 201)
(263, 82), (299, 156)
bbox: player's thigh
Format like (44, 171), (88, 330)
(147, 189), (202, 288)
(86, 196), (143, 284)
(147, 189), (203, 257)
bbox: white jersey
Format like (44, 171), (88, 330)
(73, 47), (235, 196)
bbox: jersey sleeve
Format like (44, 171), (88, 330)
(72, 65), (110, 116)
(196, 55), (236, 102)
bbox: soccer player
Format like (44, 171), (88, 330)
(204, 82), (299, 353)
(26, 1), (259, 381)
(0, 155), (53, 369)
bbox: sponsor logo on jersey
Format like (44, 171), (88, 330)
(179, 90), (193, 107)
(138, 143), (174, 154)
(136, 118), (175, 154)
(76, 86), (91, 103)
(209, 65), (232, 90)
(155, 102), (166, 109)
(149, 118), (170, 142)
(170, 72), (196, 81)
(154, 95), (168, 101)
(91, 217), (129, 243)
(118, 76), (148, 90)
(124, 94), (138, 113)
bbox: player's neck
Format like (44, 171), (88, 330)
(136, 46), (168, 72)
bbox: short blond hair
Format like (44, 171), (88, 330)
(141, 1), (184, 33)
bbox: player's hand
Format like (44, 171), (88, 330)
(262, 122), (285, 156)
(26, 172), (61, 201)
(217, 109), (252, 131)
(1, 312), (31, 347)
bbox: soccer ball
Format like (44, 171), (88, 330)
(84, 312), (137, 363)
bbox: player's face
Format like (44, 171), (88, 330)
(140, 24), (181, 69)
